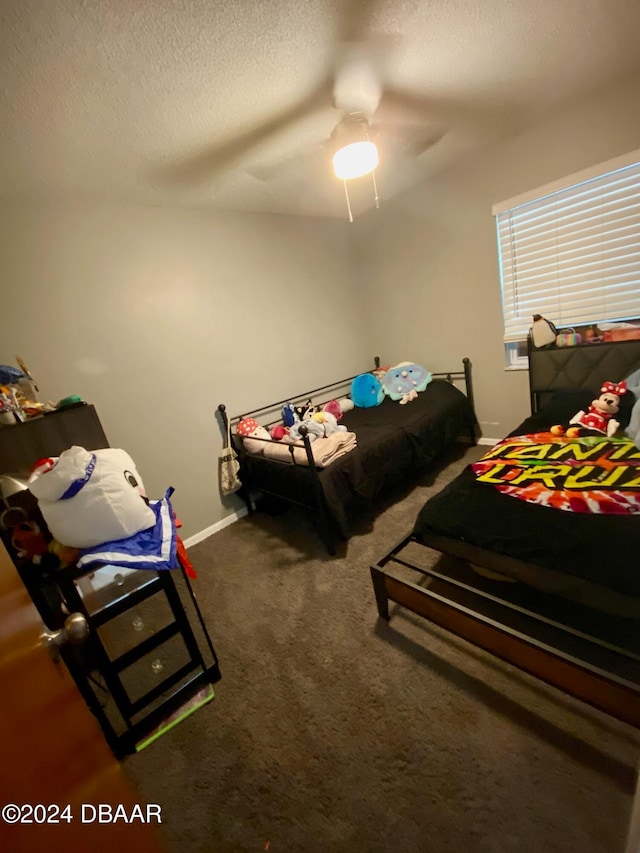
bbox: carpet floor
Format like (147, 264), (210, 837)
(124, 444), (640, 853)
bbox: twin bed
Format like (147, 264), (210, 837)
(218, 357), (476, 555)
(371, 338), (640, 728)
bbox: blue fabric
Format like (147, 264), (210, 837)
(76, 488), (178, 571)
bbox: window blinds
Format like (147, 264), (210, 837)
(495, 159), (640, 342)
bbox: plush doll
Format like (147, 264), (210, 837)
(551, 380), (627, 438)
(382, 362), (432, 401)
(310, 411), (347, 436)
(236, 417), (271, 454)
(322, 398), (355, 420)
(282, 402), (297, 428)
(28, 446), (156, 549)
(294, 399), (315, 421)
(270, 424), (290, 441)
(323, 399), (343, 421)
(530, 314), (557, 349)
(287, 419), (326, 442)
(351, 373), (384, 408)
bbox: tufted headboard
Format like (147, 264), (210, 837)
(528, 337), (640, 413)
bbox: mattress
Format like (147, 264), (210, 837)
(413, 389), (640, 617)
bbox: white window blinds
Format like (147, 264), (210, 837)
(495, 156), (640, 342)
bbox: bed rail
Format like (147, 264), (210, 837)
(371, 536), (640, 728)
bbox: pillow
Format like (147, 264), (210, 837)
(351, 373), (384, 407)
(624, 366), (640, 399)
(382, 362), (432, 401)
(627, 397), (640, 448)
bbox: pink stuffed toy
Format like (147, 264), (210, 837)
(323, 400), (343, 421)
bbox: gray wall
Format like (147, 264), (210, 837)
(352, 70), (640, 440)
(0, 202), (368, 537)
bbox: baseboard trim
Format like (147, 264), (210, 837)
(477, 437), (500, 446)
(183, 506), (250, 549)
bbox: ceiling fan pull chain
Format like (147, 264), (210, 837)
(343, 179), (354, 223)
(371, 169), (380, 209)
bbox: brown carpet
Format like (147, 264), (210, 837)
(124, 444), (640, 853)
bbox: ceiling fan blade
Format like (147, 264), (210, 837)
(373, 123), (447, 158)
(156, 78), (332, 184)
(381, 86), (489, 127)
(337, 0), (380, 43)
(246, 145), (328, 183)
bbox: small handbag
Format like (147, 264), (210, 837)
(555, 328), (582, 347)
(219, 416), (242, 496)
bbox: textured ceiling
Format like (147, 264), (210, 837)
(2, 0), (640, 218)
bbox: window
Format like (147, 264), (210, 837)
(493, 149), (640, 368)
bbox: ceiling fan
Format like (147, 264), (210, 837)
(156, 4), (479, 214)
(248, 41), (448, 185)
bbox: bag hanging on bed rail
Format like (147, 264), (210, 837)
(219, 415), (242, 496)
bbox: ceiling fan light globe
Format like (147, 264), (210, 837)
(332, 140), (379, 180)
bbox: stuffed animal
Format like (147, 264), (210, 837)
(282, 402), (297, 428)
(28, 446), (156, 549)
(294, 399), (315, 421)
(551, 380), (627, 438)
(382, 362), (432, 401)
(323, 398), (355, 420)
(530, 314), (557, 349)
(270, 424), (290, 441)
(322, 399), (343, 421)
(288, 412), (346, 442)
(236, 417), (271, 453)
(351, 373), (384, 408)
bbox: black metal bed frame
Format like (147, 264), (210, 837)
(371, 338), (640, 728)
(218, 356), (475, 556)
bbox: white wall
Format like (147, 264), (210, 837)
(0, 201), (368, 537)
(353, 70), (640, 439)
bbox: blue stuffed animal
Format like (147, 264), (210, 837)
(382, 363), (432, 401)
(351, 373), (384, 408)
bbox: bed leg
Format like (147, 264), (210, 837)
(237, 485), (254, 515)
(370, 565), (390, 621)
(318, 517), (336, 556)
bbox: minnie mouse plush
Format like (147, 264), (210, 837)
(551, 380), (627, 438)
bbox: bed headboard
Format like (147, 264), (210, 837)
(528, 338), (640, 413)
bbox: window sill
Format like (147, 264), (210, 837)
(504, 363), (529, 372)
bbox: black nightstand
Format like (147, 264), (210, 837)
(51, 561), (221, 757)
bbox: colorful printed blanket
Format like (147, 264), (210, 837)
(472, 432), (640, 514)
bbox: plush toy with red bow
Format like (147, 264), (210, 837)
(551, 380), (627, 438)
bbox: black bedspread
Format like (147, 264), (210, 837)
(413, 390), (640, 600)
(321, 379), (475, 536)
